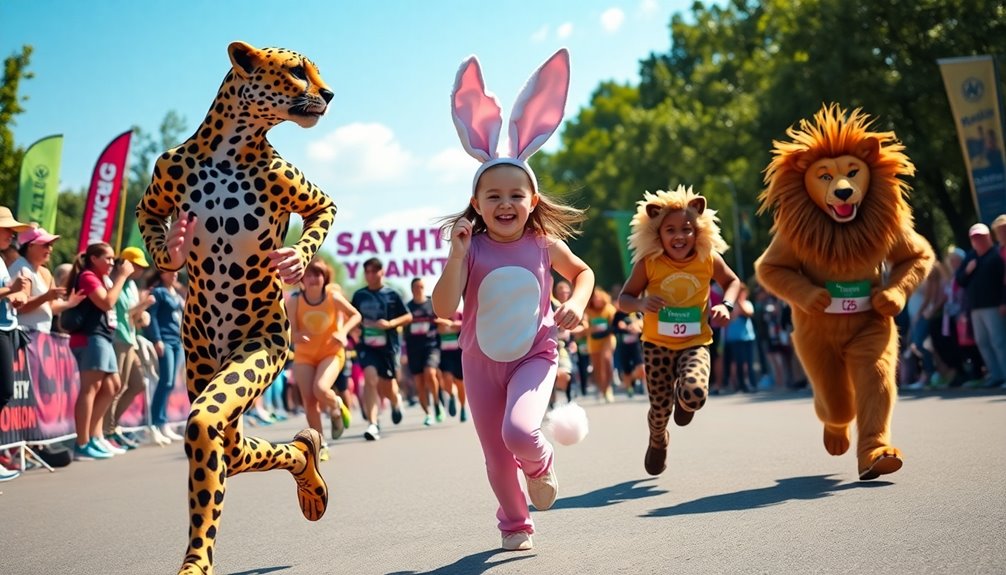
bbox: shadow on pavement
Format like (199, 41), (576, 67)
(642, 474), (891, 517)
(227, 567), (291, 575)
(386, 549), (531, 575)
(549, 478), (667, 510)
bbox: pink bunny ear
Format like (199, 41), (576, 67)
(452, 56), (503, 162)
(508, 48), (570, 160)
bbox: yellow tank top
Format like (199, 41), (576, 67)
(641, 254), (713, 350)
(295, 286), (342, 341)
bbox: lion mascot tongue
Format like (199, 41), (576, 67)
(754, 103), (934, 481)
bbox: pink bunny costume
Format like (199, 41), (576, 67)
(451, 48), (570, 535)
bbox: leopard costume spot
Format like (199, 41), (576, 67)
(136, 42), (336, 575)
(641, 342), (709, 474)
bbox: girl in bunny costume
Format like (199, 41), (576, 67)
(432, 48), (595, 552)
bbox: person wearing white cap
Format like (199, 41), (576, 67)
(955, 223), (1006, 387)
(0, 206), (33, 481)
(9, 226), (87, 336)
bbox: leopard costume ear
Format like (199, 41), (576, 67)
(228, 41), (260, 78)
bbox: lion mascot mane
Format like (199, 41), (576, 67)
(754, 104), (934, 480)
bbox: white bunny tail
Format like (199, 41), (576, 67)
(542, 402), (589, 446)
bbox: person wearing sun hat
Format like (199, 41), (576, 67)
(955, 222), (1006, 388)
(0, 206), (33, 481)
(104, 246), (157, 449)
(9, 226), (86, 337)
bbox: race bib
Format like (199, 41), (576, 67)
(409, 321), (430, 335)
(825, 281), (872, 314)
(658, 307), (702, 338)
(440, 332), (460, 351)
(590, 317), (609, 334)
(362, 327), (387, 347)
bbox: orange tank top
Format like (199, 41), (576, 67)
(295, 286), (342, 343)
(641, 253), (714, 350)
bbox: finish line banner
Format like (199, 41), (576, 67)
(938, 55), (1006, 224)
(332, 227), (450, 282)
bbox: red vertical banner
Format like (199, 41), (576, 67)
(78, 130), (132, 252)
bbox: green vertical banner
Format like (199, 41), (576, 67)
(17, 135), (63, 232)
(607, 210), (634, 278)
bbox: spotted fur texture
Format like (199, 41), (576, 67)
(136, 42), (336, 575)
(627, 186), (728, 265)
(754, 104), (934, 481)
(641, 342), (709, 475)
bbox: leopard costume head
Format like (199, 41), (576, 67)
(627, 185), (729, 264)
(757, 103), (915, 272)
(224, 41), (333, 129)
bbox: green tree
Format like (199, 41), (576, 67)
(0, 45), (33, 208)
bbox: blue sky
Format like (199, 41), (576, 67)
(2, 0), (693, 285)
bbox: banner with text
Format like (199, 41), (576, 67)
(332, 227), (451, 286)
(938, 55), (1006, 223)
(0, 332), (79, 446)
(79, 130), (132, 252)
(17, 134), (63, 233)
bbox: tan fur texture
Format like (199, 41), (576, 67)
(754, 104), (934, 480)
(627, 186), (728, 264)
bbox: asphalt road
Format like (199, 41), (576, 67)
(3, 387), (1005, 575)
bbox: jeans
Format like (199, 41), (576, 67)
(150, 340), (183, 426)
(969, 308), (1006, 381)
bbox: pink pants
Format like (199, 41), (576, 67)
(464, 353), (556, 534)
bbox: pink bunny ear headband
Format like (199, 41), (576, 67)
(451, 48), (570, 195)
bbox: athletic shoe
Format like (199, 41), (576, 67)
(109, 431), (138, 450)
(501, 531), (533, 551)
(149, 425), (172, 446)
(423, 415), (433, 426)
(459, 406), (468, 423)
(161, 425), (184, 441)
(0, 463), (20, 482)
(330, 399), (346, 441)
(319, 445), (330, 462)
(93, 437), (125, 455)
(525, 466), (558, 510)
(74, 441), (112, 461)
(340, 402), (352, 429)
(448, 394), (458, 417)
(391, 406), (403, 425)
(364, 423), (381, 441)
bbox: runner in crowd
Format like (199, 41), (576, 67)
(405, 277), (444, 426)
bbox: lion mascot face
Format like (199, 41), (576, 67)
(627, 185), (728, 264)
(758, 104), (915, 274)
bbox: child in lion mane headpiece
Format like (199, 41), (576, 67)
(618, 186), (742, 476)
(754, 103), (934, 481)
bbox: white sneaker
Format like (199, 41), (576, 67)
(501, 531), (533, 551)
(161, 425), (184, 441)
(525, 465), (558, 510)
(150, 425), (172, 446)
(95, 437), (127, 455)
(0, 463), (21, 482)
(364, 423), (381, 441)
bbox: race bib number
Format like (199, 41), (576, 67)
(409, 321), (430, 335)
(825, 281), (872, 314)
(363, 327), (387, 347)
(590, 317), (609, 334)
(440, 332), (460, 351)
(658, 307), (702, 338)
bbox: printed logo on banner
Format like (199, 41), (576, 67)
(26, 332), (81, 441)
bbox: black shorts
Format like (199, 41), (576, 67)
(439, 349), (463, 380)
(357, 345), (399, 380)
(407, 345), (441, 375)
(617, 341), (644, 374)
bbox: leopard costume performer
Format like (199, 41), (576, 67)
(620, 186), (740, 476)
(136, 42), (336, 575)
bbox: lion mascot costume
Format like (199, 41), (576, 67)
(754, 104), (934, 480)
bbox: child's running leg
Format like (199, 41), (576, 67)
(642, 342), (677, 475)
(673, 346), (711, 426)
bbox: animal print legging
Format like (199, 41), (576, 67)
(642, 342), (710, 446)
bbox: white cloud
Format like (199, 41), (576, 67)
(600, 8), (625, 33)
(306, 122), (416, 185)
(640, 0), (659, 15)
(557, 22), (574, 39)
(530, 25), (549, 43)
(368, 206), (447, 230)
(428, 148), (477, 185)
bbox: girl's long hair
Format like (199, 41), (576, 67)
(439, 165), (586, 242)
(64, 242), (111, 290)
